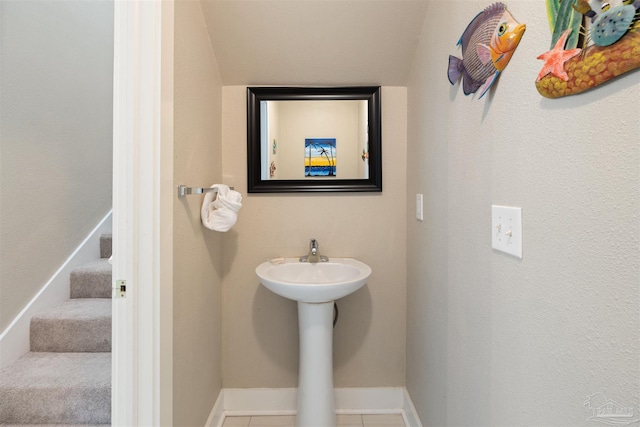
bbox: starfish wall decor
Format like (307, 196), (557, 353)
(536, 0), (640, 98)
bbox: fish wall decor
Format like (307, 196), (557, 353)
(536, 0), (640, 98)
(448, 2), (526, 99)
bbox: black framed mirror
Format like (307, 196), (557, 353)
(247, 86), (382, 193)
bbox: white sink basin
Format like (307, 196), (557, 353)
(256, 257), (371, 303)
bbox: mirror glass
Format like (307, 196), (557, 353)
(247, 87), (381, 193)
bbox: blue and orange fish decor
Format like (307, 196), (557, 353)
(448, 2), (526, 99)
(536, 0), (640, 98)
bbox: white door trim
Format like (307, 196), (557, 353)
(112, 1), (174, 425)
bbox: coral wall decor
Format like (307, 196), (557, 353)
(536, 0), (640, 98)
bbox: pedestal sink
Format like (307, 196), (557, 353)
(255, 258), (372, 427)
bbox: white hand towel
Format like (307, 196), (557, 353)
(201, 184), (242, 232)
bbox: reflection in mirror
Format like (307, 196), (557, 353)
(247, 87), (381, 193)
(261, 100), (368, 180)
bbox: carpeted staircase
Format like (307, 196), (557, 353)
(0, 234), (112, 426)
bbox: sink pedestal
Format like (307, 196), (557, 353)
(296, 301), (335, 427)
(255, 257), (372, 427)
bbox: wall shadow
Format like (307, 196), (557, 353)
(251, 282), (373, 376)
(252, 284), (300, 372)
(332, 285), (372, 370)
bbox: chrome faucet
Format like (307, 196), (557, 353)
(299, 238), (328, 263)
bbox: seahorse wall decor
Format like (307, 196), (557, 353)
(536, 0), (640, 98)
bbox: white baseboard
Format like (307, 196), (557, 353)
(402, 388), (423, 427)
(223, 388), (297, 415)
(204, 389), (225, 427)
(0, 211), (112, 368)
(205, 387), (422, 427)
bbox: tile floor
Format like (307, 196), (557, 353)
(222, 413), (406, 427)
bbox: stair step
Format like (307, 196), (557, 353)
(100, 233), (112, 259)
(0, 352), (110, 425)
(1, 425), (107, 426)
(70, 259), (112, 299)
(1, 424), (106, 426)
(30, 299), (111, 353)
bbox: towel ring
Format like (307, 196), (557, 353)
(177, 185), (234, 198)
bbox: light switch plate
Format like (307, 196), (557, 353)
(492, 205), (522, 258)
(416, 194), (423, 221)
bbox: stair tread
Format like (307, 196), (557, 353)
(0, 353), (110, 424)
(100, 233), (112, 259)
(32, 299), (111, 321)
(30, 299), (111, 353)
(0, 352), (110, 388)
(70, 259), (112, 299)
(71, 258), (112, 274)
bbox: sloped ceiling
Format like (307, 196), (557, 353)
(199, 1), (430, 86)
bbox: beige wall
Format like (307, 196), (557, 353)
(173, 2), (224, 425)
(406, 2), (640, 425)
(221, 86), (407, 388)
(0, 1), (113, 332)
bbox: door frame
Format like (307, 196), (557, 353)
(112, 1), (174, 425)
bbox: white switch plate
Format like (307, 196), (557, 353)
(416, 194), (423, 221)
(492, 205), (522, 258)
